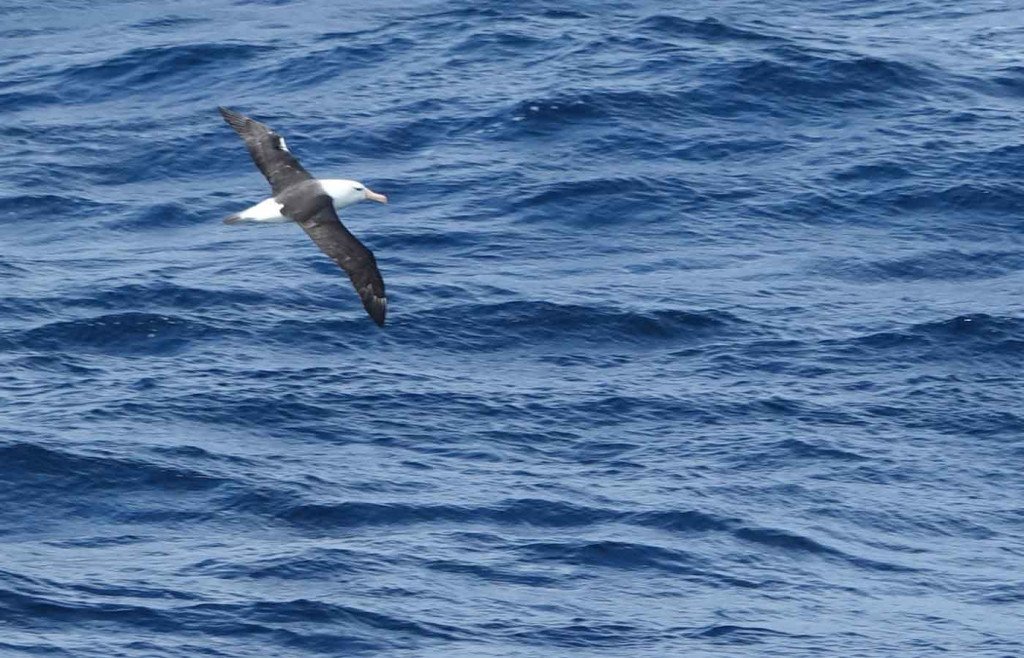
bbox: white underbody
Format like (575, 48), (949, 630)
(229, 179), (370, 224)
(236, 197), (289, 224)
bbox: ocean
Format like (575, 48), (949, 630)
(2, 0), (1023, 656)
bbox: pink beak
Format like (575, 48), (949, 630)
(364, 188), (387, 204)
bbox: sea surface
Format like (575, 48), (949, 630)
(2, 0), (1024, 656)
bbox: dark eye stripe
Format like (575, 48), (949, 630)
(353, 187), (364, 191)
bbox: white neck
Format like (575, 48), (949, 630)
(320, 179), (364, 209)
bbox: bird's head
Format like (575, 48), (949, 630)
(324, 179), (387, 209)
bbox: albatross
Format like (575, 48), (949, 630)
(219, 107), (389, 327)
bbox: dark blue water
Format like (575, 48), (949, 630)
(3, 0), (1024, 655)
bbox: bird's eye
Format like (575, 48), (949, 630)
(353, 186), (364, 192)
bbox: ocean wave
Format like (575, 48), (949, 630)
(0, 442), (230, 498)
(425, 557), (561, 587)
(15, 312), (228, 356)
(845, 314), (1024, 359)
(980, 64), (1024, 99)
(182, 599), (466, 645)
(773, 438), (869, 462)
(58, 280), (272, 313)
(277, 498), (620, 531)
(402, 301), (747, 351)
(506, 620), (654, 648)
(206, 494), (745, 546)
(56, 43), (262, 101)
(1, 193), (106, 221)
(129, 15), (208, 33)
(0, 584), (460, 649)
(734, 526), (917, 572)
(511, 175), (663, 213)
(730, 52), (936, 108)
(264, 39), (414, 91)
(831, 161), (915, 183)
(450, 30), (548, 55)
(514, 539), (701, 574)
(881, 182), (1024, 214)
(637, 15), (783, 43)
(239, 299), (747, 352)
(814, 249), (1024, 283)
(184, 546), (372, 580)
(111, 202), (210, 231)
(628, 509), (734, 533)
(0, 90), (62, 113)
(687, 624), (803, 640)
(504, 89), (689, 128)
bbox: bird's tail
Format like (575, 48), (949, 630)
(223, 213), (243, 225)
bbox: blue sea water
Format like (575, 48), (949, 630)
(2, 0), (1024, 655)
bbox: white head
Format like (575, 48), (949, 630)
(321, 179), (388, 210)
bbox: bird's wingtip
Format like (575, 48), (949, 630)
(218, 106), (248, 130)
(367, 297), (387, 328)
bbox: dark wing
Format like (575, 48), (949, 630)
(290, 195), (387, 327)
(219, 107), (313, 195)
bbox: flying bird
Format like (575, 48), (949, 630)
(219, 107), (389, 327)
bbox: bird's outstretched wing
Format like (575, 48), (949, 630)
(289, 193), (387, 327)
(219, 107), (313, 195)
